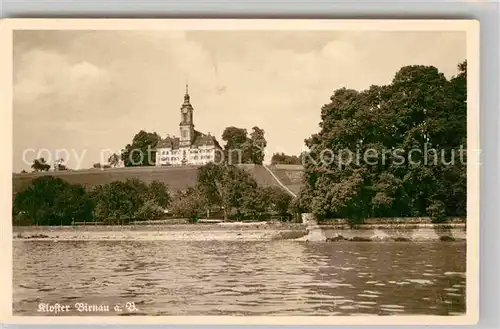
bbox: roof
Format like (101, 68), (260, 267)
(156, 136), (180, 149)
(192, 130), (222, 148)
(156, 130), (221, 150)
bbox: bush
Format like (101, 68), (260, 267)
(136, 199), (163, 220)
(427, 200), (446, 223)
(147, 181), (171, 208)
(13, 176), (173, 226)
(347, 216), (365, 227)
(170, 188), (205, 221)
(92, 178), (170, 223)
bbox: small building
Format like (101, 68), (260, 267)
(155, 86), (222, 166)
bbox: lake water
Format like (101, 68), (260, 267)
(13, 240), (466, 316)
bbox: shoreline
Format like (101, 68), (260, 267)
(12, 222), (466, 242)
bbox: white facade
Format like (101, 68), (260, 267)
(155, 86), (221, 167)
(156, 145), (218, 166)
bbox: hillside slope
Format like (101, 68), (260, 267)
(12, 164), (294, 194)
(12, 166), (199, 194)
(265, 164), (304, 196)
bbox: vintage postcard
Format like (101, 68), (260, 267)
(0, 19), (479, 325)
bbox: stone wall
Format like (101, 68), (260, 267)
(319, 226), (466, 242)
(299, 213), (467, 242)
(322, 217), (466, 225)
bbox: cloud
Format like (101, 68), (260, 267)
(12, 30), (466, 171)
(14, 49), (108, 106)
(71, 61), (104, 80)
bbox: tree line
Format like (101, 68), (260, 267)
(28, 157), (68, 173)
(21, 124), (267, 172)
(291, 61), (467, 224)
(23, 153), (122, 173)
(120, 126), (268, 167)
(270, 152), (305, 165)
(13, 163), (292, 226)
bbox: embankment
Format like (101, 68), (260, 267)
(12, 222), (307, 242)
(318, 224), (466, 242)
(13, 221), (466, 242)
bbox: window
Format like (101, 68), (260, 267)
(183, 112), (188, 123)
(182, 130), (187, 138)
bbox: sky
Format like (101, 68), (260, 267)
(13, 30), (466, 172)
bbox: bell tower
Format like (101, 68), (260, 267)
(179, 84), (195, 147)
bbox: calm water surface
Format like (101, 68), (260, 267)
(13, 241), (466, 316)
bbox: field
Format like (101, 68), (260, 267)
(12, 164), (305, 195)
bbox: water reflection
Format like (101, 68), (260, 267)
(13, 241), (465, 316)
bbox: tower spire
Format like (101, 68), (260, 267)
(183, 83), (190, 105)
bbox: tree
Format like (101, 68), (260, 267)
(240, 187), (270, 219)
(108, 153), (120, 168)
(248, 126), (267, 165)
(54, 158), (68, 171)
(265, 186), (293, 214)
(222, 127), (250, 164)
(271, 152), (302, 165)
(221, 126), (267, 165)
(225, 165), (258, 215)
(147, 180), (171, 209)
(197, 163), (230, 220)
(121, 130), (161, 167)
(92, 178), (149, 224)
(136, 199), (163, 221)
(91, 178), (171, 223)
(297, 61), (467, 224)
(93, 181), (136, 224)
(31, 158), (51, 172)
(197, 163), (258, 221)
(170, 187), (205, 222)
(13, 176), (93, 226)
(237, 185), (292, 220)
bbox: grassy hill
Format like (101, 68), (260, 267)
(12, 164), (303, 195)
(266, 164), (304, 196)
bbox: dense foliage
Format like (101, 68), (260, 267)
(195, 163), (292, 221)
(91, 178), (170, 223)
(30, 158), (51, 172)
(271, 152), (304, 165)
(53, 158), (68, 171)
(169, 188), (206, 223)
(13, 176), (171, 225)
(295, 62), (467, 224)
(221, 126), (267, 165)
(121, 130), (161, 167)
(108, 153), (120, 167)
(13, 164), (293, 225)
(13, 176), (93, 226)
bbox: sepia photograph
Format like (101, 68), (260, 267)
(1, 19), (479, 325)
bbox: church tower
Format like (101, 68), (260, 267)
(179, 84), (195, 147)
